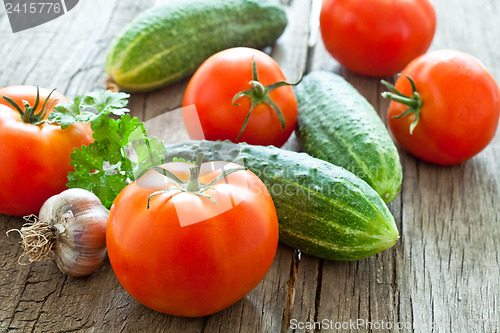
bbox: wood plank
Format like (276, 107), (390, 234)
(296, 1), (500, 333)
(0, 1), (156, 331)
(136, 1), (312, 332)
(0, 0), (309, 331)
(396, 0), (500, 331)
(287, 1), (402, 332)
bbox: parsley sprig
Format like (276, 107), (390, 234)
(49, 90), (167, 208)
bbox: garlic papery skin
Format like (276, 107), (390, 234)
(30, 188), (109, 277)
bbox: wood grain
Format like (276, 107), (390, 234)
(1, 0), (499, 332)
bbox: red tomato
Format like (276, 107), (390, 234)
(0, 86), (93, 216)
(183, 47), (298, 147)
(320, 0), (436, 77)
(107, 159), (279, 317)
(384, 50), (500, 165)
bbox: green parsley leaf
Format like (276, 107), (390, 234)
(90, 115), (139, 165)
(67, 144), (130, 208)
(49, 90), (130, 129)
(128, 124), (168, 180)
(67, 116), (142, 208)
(81, 90), (130, 115)
(54, 90), (168, 208)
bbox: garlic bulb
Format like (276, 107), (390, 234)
(9, 188), (109, 277)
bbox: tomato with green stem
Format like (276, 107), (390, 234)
(106, 153), (279, 317)
(0, 86), (93, 216)
(0, 86), (66, 122)
(183, 47), (299, 147)
(382, 50), (500, 165)
(320, 0), (436, 77)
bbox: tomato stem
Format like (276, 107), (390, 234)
(250, 80), (266, 98)
(381, 77), (423, 134)
(232, 57), (302, 140)
(186, 153), (204, 192)
(146, 153), (247, 209)
(2, 87), (58, 126)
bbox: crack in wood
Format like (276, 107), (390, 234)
(200, 316), (208, 333)
(313, 259), (323, 333)
(6, 265), (32, 330)
(281, 250), (300, 333)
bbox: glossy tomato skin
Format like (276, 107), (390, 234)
(107, 161), (279, 317)
(320, 0), (436, 77)
(387, 50), (500, 165)
(0, 86), (93, 216)
(183, 47), (298, 147)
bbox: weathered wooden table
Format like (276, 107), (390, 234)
(1, 0), (499, 332)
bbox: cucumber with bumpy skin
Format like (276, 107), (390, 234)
(164, 140), (399, 261)
(295, 71), (403, 203)
(105, 0), (287, 92)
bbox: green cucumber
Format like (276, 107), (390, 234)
(164, 140), (399, 261)
(295, 71), (403, 203)
(105, 0), (287, 92)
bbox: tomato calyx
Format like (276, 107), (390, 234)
(381, 77), (423, 134)
(232, 58), (302, 140)
(146, 153), (246, 209)
(2, 86), (58, 125)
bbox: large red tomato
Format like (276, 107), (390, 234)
(183, 47), (298, 147)
(107, 158), (279, 317)
(383, 50), (500, 165)
(0, 86), (93, 216)
(320, 0), (436, 77)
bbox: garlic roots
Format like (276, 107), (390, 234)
(8, 188), (109, 277)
